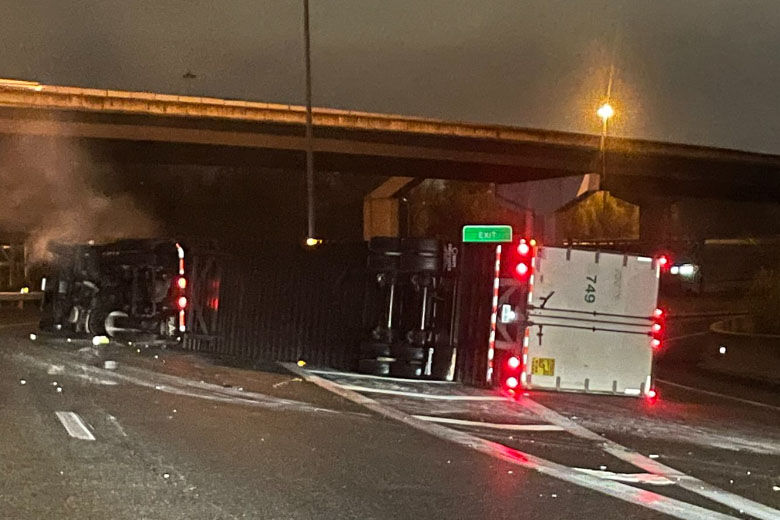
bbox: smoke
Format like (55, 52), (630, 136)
(0, 135), (160, 263)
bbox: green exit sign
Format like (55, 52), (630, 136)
(462, 225), (513, 243)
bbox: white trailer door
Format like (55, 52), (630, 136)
(524, 247), (660, 396)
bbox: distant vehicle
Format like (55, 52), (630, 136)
(662, 236), (780, 294)
(493, 241), (661, 398)
(39, 239), (188, 343)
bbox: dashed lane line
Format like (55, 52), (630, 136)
(283, 363), (740, 520)
(55, 411), (95, 441)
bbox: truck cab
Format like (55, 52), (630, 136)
(39, 239), (187, 343)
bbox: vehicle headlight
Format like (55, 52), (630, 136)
(678, 264), (696, 277)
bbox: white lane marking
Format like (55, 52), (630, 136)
(283, 363), (739, 520)
(664, 331), (709, 342)
(514, 397), (780, 520)
(574, 468), (675, 486)
(55, 411), (95, 441)
(412, 415), (564, 431)
(16, 353), (361, 417)
(339, 384), (505, 401)
(107, 414), (127, 437)
(656, 379), (780, 412)
(308, 368), (456, 384)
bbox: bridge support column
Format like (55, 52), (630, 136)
(496, 173), (600, 244)
(363, 177), (415, 240)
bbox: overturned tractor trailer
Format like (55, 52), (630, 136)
(456, 231), (663, 398)
(39, 239), (189, 344)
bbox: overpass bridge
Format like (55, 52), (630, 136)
(1, 78), (779, 204)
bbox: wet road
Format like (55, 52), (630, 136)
(1, 306), (778, 520)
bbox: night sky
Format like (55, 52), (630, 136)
(1, 1), (778, 153)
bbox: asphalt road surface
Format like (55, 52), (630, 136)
(1, 304), (778, 520)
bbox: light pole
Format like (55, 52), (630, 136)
(303, 0), (317, 244)
(596, 102), (614, 189)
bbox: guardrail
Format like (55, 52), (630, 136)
(0, 291), (43, 309)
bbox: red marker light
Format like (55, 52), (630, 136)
(505, 376), (519, 389)
(652, 323), (662, 333)
(507, 356), (521, 369)
(653, 308), (664, 319)
(658, 256), (668, 267)
(646, 388), (658, 403)
(651, 338), (661, 349)
(517, 240), (530, 256)
(516, 263), (529, 277)
(177, 296), (188, 309)
(177, 277), (187, 290)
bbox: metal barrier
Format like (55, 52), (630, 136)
(0, 291), (43, 309)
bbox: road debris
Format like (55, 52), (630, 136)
(103, 360), (118, 370)
(92, 335), (109, 346)
(29, 333), (37, 341)
(19, 379), (26, 385)
(56, 386), (62, 393)
(648, 454), (660, 459)
(273, 377), (303, 388)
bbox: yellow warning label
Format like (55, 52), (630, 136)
(531, 357), (555, 376)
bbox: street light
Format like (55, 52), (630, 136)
(597, 102), (614, 121)
(597, 102), (614, 190)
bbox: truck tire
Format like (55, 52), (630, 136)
(400, 254), (440, 272)
(359, 341), (392, 358)
(402, 238), (440, 254)
(85, 308), (108, 336)
(391, 343), (426, 361)
(357, 358), (392, 376)
(390, 360), (424, 378)
(368, 254), (399, 273)
(369, 237), (402, 255)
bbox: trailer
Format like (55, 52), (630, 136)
(458, 237), (662, 397)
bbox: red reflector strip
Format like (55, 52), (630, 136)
(179, 309), (186, 332)
(486, 245), (502, 385)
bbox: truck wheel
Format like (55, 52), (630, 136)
(390, 360), (424, 378)
(391, 343), (426, 361)
(402, 238), (440, 254)
(369, 237), (402, 255)
(359, 341), (392, 358)
(85, 309), (108, 335)
(357, 358), (391, 376)
(368, 254), (399, 273)
(400, 254), (440, 272)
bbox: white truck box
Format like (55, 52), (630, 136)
(523, 246), (660, 396)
